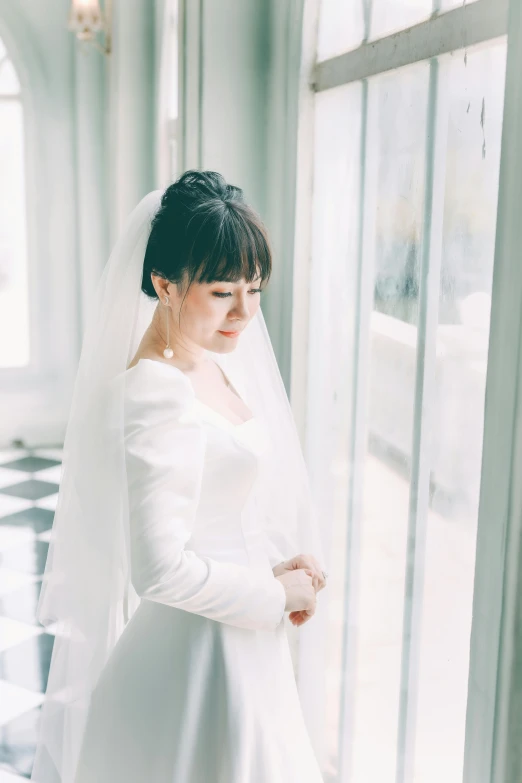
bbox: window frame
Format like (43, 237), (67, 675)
(293, 1), (517, 781)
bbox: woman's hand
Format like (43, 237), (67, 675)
(273, 553), (327, 627)
(275, 568), (316, 617)
(272, 553), (326, 592)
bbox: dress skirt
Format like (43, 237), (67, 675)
(74, 599), (324, 783)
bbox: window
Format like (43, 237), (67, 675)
(166, 0), (180, 180)
(303, 1), (507, 780)
(156, 0), (180, 185)
(0, 36), (29, 368)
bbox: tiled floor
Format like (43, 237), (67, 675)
(0, 447), (62, 780)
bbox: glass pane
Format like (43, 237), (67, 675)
(167, 0), (179, 122)
(165, 0), (179, 179)
(308, 80), (363, 780)
(441, 0), (479, 9)
(0, 100), (29, 367)
(348, 61), (429, 782)
(316, 0), (364, 62)
(0, 58), (21, 95)
(373, 66), (428, 324)
(412, 38), (507, 783)
(370, 0), (432, 41)
(316, 1), (484, 61)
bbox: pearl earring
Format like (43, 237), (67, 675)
(163, 296), (174, 359)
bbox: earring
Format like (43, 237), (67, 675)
(163, 296), (174, 359)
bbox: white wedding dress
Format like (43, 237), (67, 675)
(73, 358), (324, 783)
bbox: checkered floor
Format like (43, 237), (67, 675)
(0, 446), (63, 780)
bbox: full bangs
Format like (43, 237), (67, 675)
(187, 201), (272, 287)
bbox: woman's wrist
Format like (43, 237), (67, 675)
(271, 560), (287, 578)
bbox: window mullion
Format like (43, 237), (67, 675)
(337, 77), (379, 782)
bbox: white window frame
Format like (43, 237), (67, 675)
(293, 1), (520, 780)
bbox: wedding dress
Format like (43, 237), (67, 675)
(72, 357), (324, 783)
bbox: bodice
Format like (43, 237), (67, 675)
(125, 359), (273, 572)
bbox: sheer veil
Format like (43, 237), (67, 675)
(30, 188), (326, 782)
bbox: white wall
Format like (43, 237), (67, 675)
(178, 0), (306, 389)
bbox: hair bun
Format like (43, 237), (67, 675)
(166, 170), (231, 204)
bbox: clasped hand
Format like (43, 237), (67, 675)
(272, 554), (326, 627)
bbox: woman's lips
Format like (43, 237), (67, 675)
(218, 330), (240, 337)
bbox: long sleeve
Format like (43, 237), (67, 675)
(263, 527), (290, 570)
(256, 501), (296, 569)
(123, 365), (286, 632)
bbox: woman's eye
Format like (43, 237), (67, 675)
(212, 289), (263, 298)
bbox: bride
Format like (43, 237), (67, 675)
(31, 170), (328, 782)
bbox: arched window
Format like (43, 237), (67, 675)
(0, 35), (29, 368)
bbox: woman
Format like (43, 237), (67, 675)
(32, 171), (327, 783)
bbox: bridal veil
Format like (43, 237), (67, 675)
(30, 187), (326, 782)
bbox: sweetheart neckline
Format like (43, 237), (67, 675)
(192, 398), (255, 429)
(134, 358), (255, 429)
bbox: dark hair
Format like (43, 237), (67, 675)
(141, 170), (272, 301)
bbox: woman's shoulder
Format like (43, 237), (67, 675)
(122, 358), (196, 420)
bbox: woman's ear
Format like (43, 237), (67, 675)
(150, 273), (169, 301)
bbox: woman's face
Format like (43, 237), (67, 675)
(162, 272), (265, 354)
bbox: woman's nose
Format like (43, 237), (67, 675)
(230, 300), (250, 320)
